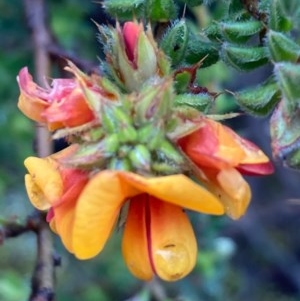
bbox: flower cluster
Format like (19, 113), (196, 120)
(17, 21), (273, 281)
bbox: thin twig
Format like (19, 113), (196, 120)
(23, 0), (55, 300)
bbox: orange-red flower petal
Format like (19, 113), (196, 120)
(177, 117), (273, 175)
(119, 172), (224, 215)
(122, 195), (153, 281)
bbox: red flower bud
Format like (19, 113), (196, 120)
(123, 22), (141, 68)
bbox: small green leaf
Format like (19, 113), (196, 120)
(146, 0), (177, 21)
(103, 0), (145, 20)
(274, 62), (300, 112)
(160, 19), (189, 67)
(174, 93), (213, 112)
(234, 79), (280, 116)
(221, 43), (269, 71)
(221, 20), (263, 43)
(267, 30), (300, 62)
(269, 0), (293, 32)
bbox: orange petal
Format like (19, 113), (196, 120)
(216, 168), (251, 219)
(43, 88), (95, 128)
(120, 172), (224, 215)
(178, 118), (245, 169)
(17, 67), (49, 123)
(53, 200), (76, 253)
(149, 196), (197, 281)
(198, 168), (251, 219)
(24, 157), (63, 207)
(72, 170), (140, 259)
(122, 195), (153, 281)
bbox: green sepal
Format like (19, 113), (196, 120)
(269, 0), (293, 32)
(108, 157), (132, 171)
(267, 30), (300, 63)
(62, 134), (119, 168)
(160, 19), (189, 67)
(128, 144), (152, 172)
(137, 123), (164, 150)
(221, 44), (268, 71)
(80, 127), (105, 142)
(274, 63), (300, 113)
(174, 93), (213, 112)
(151, 161), (182, 175)
(221, 20), (263, 43)
(145, 0), (177, 21)
(101, 103), (132, 133)
(156, 139), (184, 164)
(133, 79), (173, 125)
(234, 79), (280, 116)
(117, 126), (138, 144)
(103, 0), (145, 20)
(174, 71), (192, 93)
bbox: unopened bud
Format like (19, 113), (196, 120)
(128, 144), (152, 172)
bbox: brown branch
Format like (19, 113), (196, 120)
(0, 214), (39, 243)
(23, 0), (56, 300)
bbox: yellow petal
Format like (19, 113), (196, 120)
(72, 170), (140, 259)
(122, 195), (153, 281)
(216, 168), (251, 219)
(54, 201), (76, 253)
(198, 168), (251, 219)
(25, 174), (51, 210)
(149, 196), (197, 281)
(120, 172), (224, 215)
(24, 157), (63, 206)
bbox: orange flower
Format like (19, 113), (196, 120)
(24, 147), (89, 251)
(24, 161), (224, 281)
(17, 67), (96, 130)
(177, 117), (274, 219)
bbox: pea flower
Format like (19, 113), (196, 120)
(24, 157), (224, 281)
(177, 116), (274, 219)
(18, 16), (274, 282)
(17, 62), (119, 131)
(24, 146), (89, 251)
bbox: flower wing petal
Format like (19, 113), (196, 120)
(24, 157), (63, 206)
(122, 195), (153, 281)
(72, 170), (139, 259)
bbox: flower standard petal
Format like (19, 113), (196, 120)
(122, 194), (153, 281)
(177, 118), (245, 169)
(120, 172), (224, 215)
(17, 67), (49, 123)
(148, 196), (197, 281)
(72, 170), (140, 259)
(43, 87), (95, 129)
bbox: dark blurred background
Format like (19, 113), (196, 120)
(1, 1), (300, 300)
